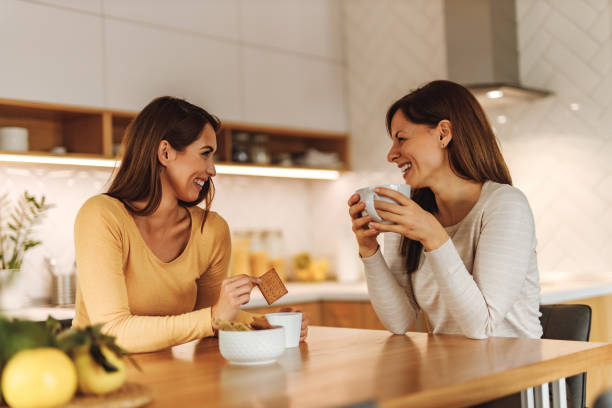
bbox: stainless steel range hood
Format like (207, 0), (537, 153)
(443, 0), (551, 108)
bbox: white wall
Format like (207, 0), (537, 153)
(0, 0), (348, 301)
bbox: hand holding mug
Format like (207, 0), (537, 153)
(368, 187), (449, 252)
(348, 184), (411, 258)
(348, 193), (380, 258)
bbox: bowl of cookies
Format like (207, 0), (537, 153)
(216, 316), (286, 366)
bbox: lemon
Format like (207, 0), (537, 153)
(1, 347), (77, 408)
(73, 345), (126, 395)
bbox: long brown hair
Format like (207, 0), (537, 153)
(385, 80), (512, 274)
(107, 96), (220, 230)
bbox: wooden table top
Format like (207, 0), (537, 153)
(126, 326), (612, 408)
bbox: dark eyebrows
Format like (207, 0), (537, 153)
(200, 145), (214, 152)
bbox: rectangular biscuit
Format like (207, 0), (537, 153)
(257, 268), (288, 305)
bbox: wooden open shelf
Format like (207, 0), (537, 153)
(0, 98), (349, 173)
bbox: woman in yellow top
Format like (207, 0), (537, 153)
(73, 96), (308, 352)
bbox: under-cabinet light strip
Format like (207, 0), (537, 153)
(215, 164), (339, 180)
(0, 154), (119, 167)
(0, 154), (340, 180)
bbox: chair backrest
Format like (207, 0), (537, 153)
(540, 304), (592, 408)
(594, 390), (612, 408)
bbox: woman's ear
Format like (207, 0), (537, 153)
(438, 120), (452, 148)
(157, 140), (176, 165)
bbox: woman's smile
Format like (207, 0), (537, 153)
(194, 178), (207, 189)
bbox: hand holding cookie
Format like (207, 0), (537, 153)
(212, 274), (261, 322)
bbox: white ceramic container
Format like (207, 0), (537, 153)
(218, 326), (285, 365)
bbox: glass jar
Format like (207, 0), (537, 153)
(267, 230), (286, 281)
(230, 231), (252, 276)
(232, 132), (251, 163)
(249, 230), (269, 277)
(250, 134), (270, 165)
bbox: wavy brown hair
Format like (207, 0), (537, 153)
(385, 80), (512, 274)
(107, 96), (220, 230)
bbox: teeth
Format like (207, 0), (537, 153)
(195, 179), (206, 187)
(401, 162), (412, 173)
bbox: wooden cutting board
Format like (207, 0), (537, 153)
(2, 382), (153, 408)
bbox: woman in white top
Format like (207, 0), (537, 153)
(348, 80), (542, 340)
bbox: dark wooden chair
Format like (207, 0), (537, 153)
(540, 304), (592, 408)
(473, 304), (592, 408)
(594, 390), (612, 408)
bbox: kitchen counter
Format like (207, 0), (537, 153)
(246, 276), (612, 307)
(1, 304), (76, 321)
(539, 276), (612, 304)
(3, 276), (612, 321)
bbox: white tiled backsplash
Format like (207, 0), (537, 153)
(493, 0), (612, 279)
(0, 164), (328, 300)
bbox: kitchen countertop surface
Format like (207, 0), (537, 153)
(3, 275), (612, 321)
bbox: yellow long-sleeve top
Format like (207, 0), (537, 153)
(73, 194), (253, 353)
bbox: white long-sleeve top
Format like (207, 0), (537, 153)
(362, 181), (543, 339)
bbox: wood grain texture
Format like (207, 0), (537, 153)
(102, 112), (113, 156)
(63, 114), (103, 154)
(125, 326), (612, 408)
(0, 98), (349, 169)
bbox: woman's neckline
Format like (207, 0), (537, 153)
(118, 198), (196, 265)
(441, 181), (490, 232)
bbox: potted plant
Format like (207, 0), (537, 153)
(0, 191), (53, 310)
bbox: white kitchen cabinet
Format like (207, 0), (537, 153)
(104, 19), (242, 120)
(103, 0), (240, 41)
(0, 0), (104, 107)
(242, 47), (346, 132)
(239, 0), (343, 61)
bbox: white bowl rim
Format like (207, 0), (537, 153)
(218, 326), (284, 333)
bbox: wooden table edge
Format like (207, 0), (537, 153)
(381, 341), (612, 408)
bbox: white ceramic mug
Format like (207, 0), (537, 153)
(265, 312), (302, 348)
(355, 184), (411, 225)
(0, 127), (28, 152)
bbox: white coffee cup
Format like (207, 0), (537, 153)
(265, 312), (302, 348)
(355, 184), (411, 225)
(0, 127), (29, 152)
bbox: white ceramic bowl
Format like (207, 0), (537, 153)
(219, 327), (285, 365)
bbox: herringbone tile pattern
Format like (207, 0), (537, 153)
(342, 0), (447, 172)
(493, 0), (612, 278)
